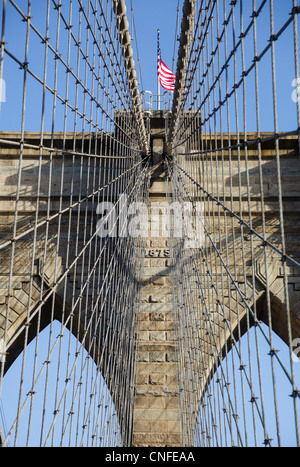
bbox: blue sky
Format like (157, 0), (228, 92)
(0, 0), (299, 132)
(0, 0), (184, 132)
(129, 0), (300, 132)
(129, 0), (182, 93)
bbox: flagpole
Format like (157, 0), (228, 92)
(157, 29), (160, 111)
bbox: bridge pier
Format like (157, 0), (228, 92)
(1, 128), (300, 446)
(132, 111), (181, 447)
(133, 161), (181, 447)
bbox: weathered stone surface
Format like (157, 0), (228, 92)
(133, 159), (181, 448)
(1, 127), (300, 448)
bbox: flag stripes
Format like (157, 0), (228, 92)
(157, 29), (176, 92)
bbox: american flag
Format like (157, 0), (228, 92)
(157, 30), (176, 92)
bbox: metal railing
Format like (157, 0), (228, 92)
(141, 90), (174, 113)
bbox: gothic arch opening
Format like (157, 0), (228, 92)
(193, 322), (300, 447)
(0, 320), (122, 447)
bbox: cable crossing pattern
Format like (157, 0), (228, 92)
(0, 0), (299, 448)
(166, 0), (300, 447)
